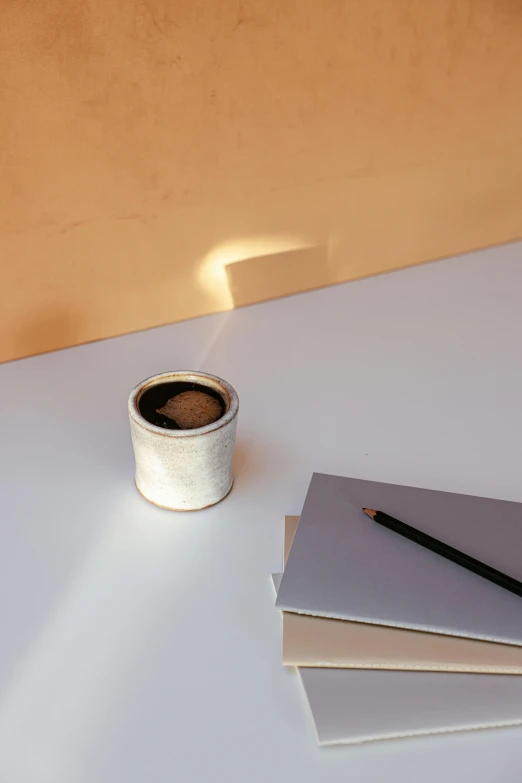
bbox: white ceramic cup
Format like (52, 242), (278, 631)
(128, 371), (239, 511)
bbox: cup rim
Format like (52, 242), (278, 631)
(128, 371), (239, 438)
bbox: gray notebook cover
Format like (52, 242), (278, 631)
(276, 474), (522, 645)
(298, 668), (522, 746)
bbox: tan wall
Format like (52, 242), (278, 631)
(1, 0), (521, 363)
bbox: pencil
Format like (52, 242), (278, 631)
(362, 507), (522, 599)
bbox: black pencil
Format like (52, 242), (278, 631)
(362, 507), (522, 599)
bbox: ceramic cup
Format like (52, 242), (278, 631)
(128, 371), (239, 511)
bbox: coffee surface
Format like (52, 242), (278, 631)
(138, 381), (226, 430)
(157, 391), (222, 429)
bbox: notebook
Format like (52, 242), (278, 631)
(274, 516), (522, 672)
(298, 668), (522, 745)
(272, 553), (522, 745)
(276, 474), (522, 645)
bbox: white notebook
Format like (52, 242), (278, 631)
(276, 473), (522, 645)
(298, 668), (522, 746)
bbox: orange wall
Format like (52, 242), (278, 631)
(1, 0), (521, 362)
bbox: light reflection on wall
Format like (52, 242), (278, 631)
(198, 235), (317, 311)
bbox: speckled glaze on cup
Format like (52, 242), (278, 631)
(128, 371), (239, 511)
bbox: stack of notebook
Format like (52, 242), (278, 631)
(272, 473), (522, 745)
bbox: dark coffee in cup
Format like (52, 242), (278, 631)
(139, 381), (225, 430)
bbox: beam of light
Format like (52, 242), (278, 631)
(0, 495), (210, 778)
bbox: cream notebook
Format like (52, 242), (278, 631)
(275, 516), (522, 673)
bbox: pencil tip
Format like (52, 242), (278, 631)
(363, 508), (377, 518)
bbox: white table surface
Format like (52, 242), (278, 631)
(1, 242), (522, 782)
